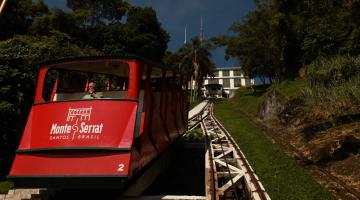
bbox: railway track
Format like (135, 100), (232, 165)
(197, 103), (270, 200)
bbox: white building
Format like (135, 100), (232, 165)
(202, 67), (254, 98)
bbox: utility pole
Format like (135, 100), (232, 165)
(199, 16), (205, 47)
(0, 0), (7, 15)
(184, 24), (187, 44)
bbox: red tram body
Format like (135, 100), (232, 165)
(8, 56), (189, 188)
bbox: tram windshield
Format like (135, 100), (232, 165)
(41, 60), (130, 102)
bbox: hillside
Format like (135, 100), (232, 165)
(221, 64), (360, 199)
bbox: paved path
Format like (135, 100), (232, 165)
(188, 100), (208, 119)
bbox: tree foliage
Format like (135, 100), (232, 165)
(0, 0), (48, 40)
(0, 0), (169, 176)
(0, 34), (96, 175)
(66, 0), (129, 25)
(164, 38), (215, 101)
(214, 0), (360, 80)
(124, 7), (169, 61)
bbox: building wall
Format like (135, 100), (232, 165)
(202, 67), (254, 98)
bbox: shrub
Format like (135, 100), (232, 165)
(303, 55), (360, 119)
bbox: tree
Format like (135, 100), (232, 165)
(177, 38), (215, 101)
(30, 8), (78, 37)
(63, 1), (170, 61)
(124, 7), (169, 61)
(213, 0), (360, 81)
(0, 0), (48, 40)
(213, 8), (280, 81)
(0, 34), (99, 176)
(66, 0), (129, 26)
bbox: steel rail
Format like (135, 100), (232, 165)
(201, 103), (270, 200)
(201, 111), (240, 200)
(188, 101), (210, 131)
(202, 105), (242, 199)
(201, 121), (217, 200)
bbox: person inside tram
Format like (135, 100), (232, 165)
(83, 81), (103, 99)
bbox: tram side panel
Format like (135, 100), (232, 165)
(164, 77), (179, 141)
(175, 85), (185, 134)
(170, 77), (181, 136)
(179, 80), (189, 131)
(136, 87), (158, 169)
(151, 91), (171, 151)
(9, 100), (138, 187)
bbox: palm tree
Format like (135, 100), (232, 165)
(178, 37), (215, 102)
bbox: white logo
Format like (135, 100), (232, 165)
(49, 107), (103, 141)
(67, 107), (92, 122)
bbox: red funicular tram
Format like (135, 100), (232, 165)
(8, 56), (189, 188)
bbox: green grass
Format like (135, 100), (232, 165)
(228, 79), (305, 116)
(214, 100), (335, 200)
(229, 85), (269, 115)
(183, 128), (204, 142)
(272, 78), (305, 98)
(0, 181), (13, 194)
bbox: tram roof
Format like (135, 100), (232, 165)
(34, 55), (167, 76)
(41, 55), (162, 67)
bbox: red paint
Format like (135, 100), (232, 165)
(127, 60), (140, 99)
(18, 101), (137, 150)
(10, 152), (130, 175)
(34, 67), (48, 103)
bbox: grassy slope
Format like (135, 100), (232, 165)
(272, 78), (306, 98)
(229, 78), (305, 116)
(230, 86), (267, 115)
(214, 100), (335, 200)
(0, 181), (13, 194)
(213, 79), (335, 199)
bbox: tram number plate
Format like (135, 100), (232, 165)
(117, 164), (125, 172)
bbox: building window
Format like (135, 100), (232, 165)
(223, 79), (230, 88)
(234, 78), (242, 87)
(234, 70), (242, 76)
(214, 71), (219, 77)
(208, 78), (218, 84)
(222, 70), (229, 76)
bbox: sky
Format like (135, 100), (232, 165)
(44, 0), (256, 68)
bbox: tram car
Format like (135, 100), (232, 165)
(8, 56), (189, 188)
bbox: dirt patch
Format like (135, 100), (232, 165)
(306, 123), (360, 162)
(326, 154), (360, 191)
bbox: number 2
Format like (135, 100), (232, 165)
(118, 164), (124, 172)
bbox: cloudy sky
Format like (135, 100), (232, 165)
(44, 0), (256, 67)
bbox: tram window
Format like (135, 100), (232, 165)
(44, 70), (130, 101)
(42, 69), (58, 102)
(140, 65), (149, 90)
(111, 77), (129, 91)
(150, 67), (162, 92)
(166, 77), (173, 89)
(151, 78), (162, 92)
(91, 74), (107, 91)
(58, 71), (87, 93)
(175, 77), (181, 90)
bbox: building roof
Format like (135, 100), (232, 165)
(213, 66), (243, 71)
